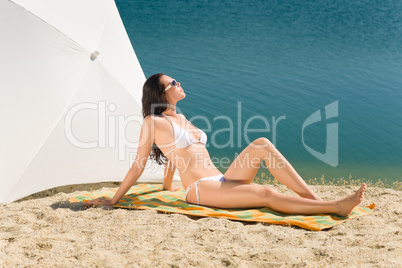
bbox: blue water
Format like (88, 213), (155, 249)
(116, 0), (402, 184)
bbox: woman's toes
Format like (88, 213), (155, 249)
(336, 183), (367, 217)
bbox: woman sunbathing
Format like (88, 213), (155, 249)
(85, 73), (366, 216)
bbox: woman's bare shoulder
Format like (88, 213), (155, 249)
(143, 114), (170, 129)
(177, 113), (186, 119)
(143, 114), (164, 121)
(143, 114), (173, 145)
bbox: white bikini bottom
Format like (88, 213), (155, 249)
(185, 174), (226, 205)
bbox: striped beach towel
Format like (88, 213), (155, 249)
(70, 184), (375, 231)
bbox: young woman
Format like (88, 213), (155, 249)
(85, 73), (366, 216)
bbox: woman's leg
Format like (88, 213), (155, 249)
(186, 181), (366, 216)
(224, 137), (322, 200)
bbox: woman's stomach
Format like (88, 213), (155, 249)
(169, 145), (222, 188)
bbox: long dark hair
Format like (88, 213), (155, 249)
(142, 73), (169, 165)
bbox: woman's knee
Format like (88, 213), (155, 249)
(261, 187), (278, 206)
(254, 185), (277, 198)
(252, 137), (273, 150)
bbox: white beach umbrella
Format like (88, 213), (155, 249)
(0, 0), (171, 203)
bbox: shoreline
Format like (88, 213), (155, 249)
(1, 182), (401, 266)
(255, 174), (402, 191)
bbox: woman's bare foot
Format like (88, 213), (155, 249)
(336, 183), (366, 217)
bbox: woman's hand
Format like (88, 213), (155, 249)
(170, 185), (180, 192)
(84, 198), (114, 207)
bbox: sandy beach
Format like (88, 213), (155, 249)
(0, 182), (401, 267)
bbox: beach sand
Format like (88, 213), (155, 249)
(0, 182), (401, 267)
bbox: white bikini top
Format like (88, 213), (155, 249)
(161, 113), (207, 156)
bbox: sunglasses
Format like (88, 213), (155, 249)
(164, 79), (178, 91)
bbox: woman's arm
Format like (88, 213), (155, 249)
(162, 159), (177, 191)
(85, 116), (154, 206)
